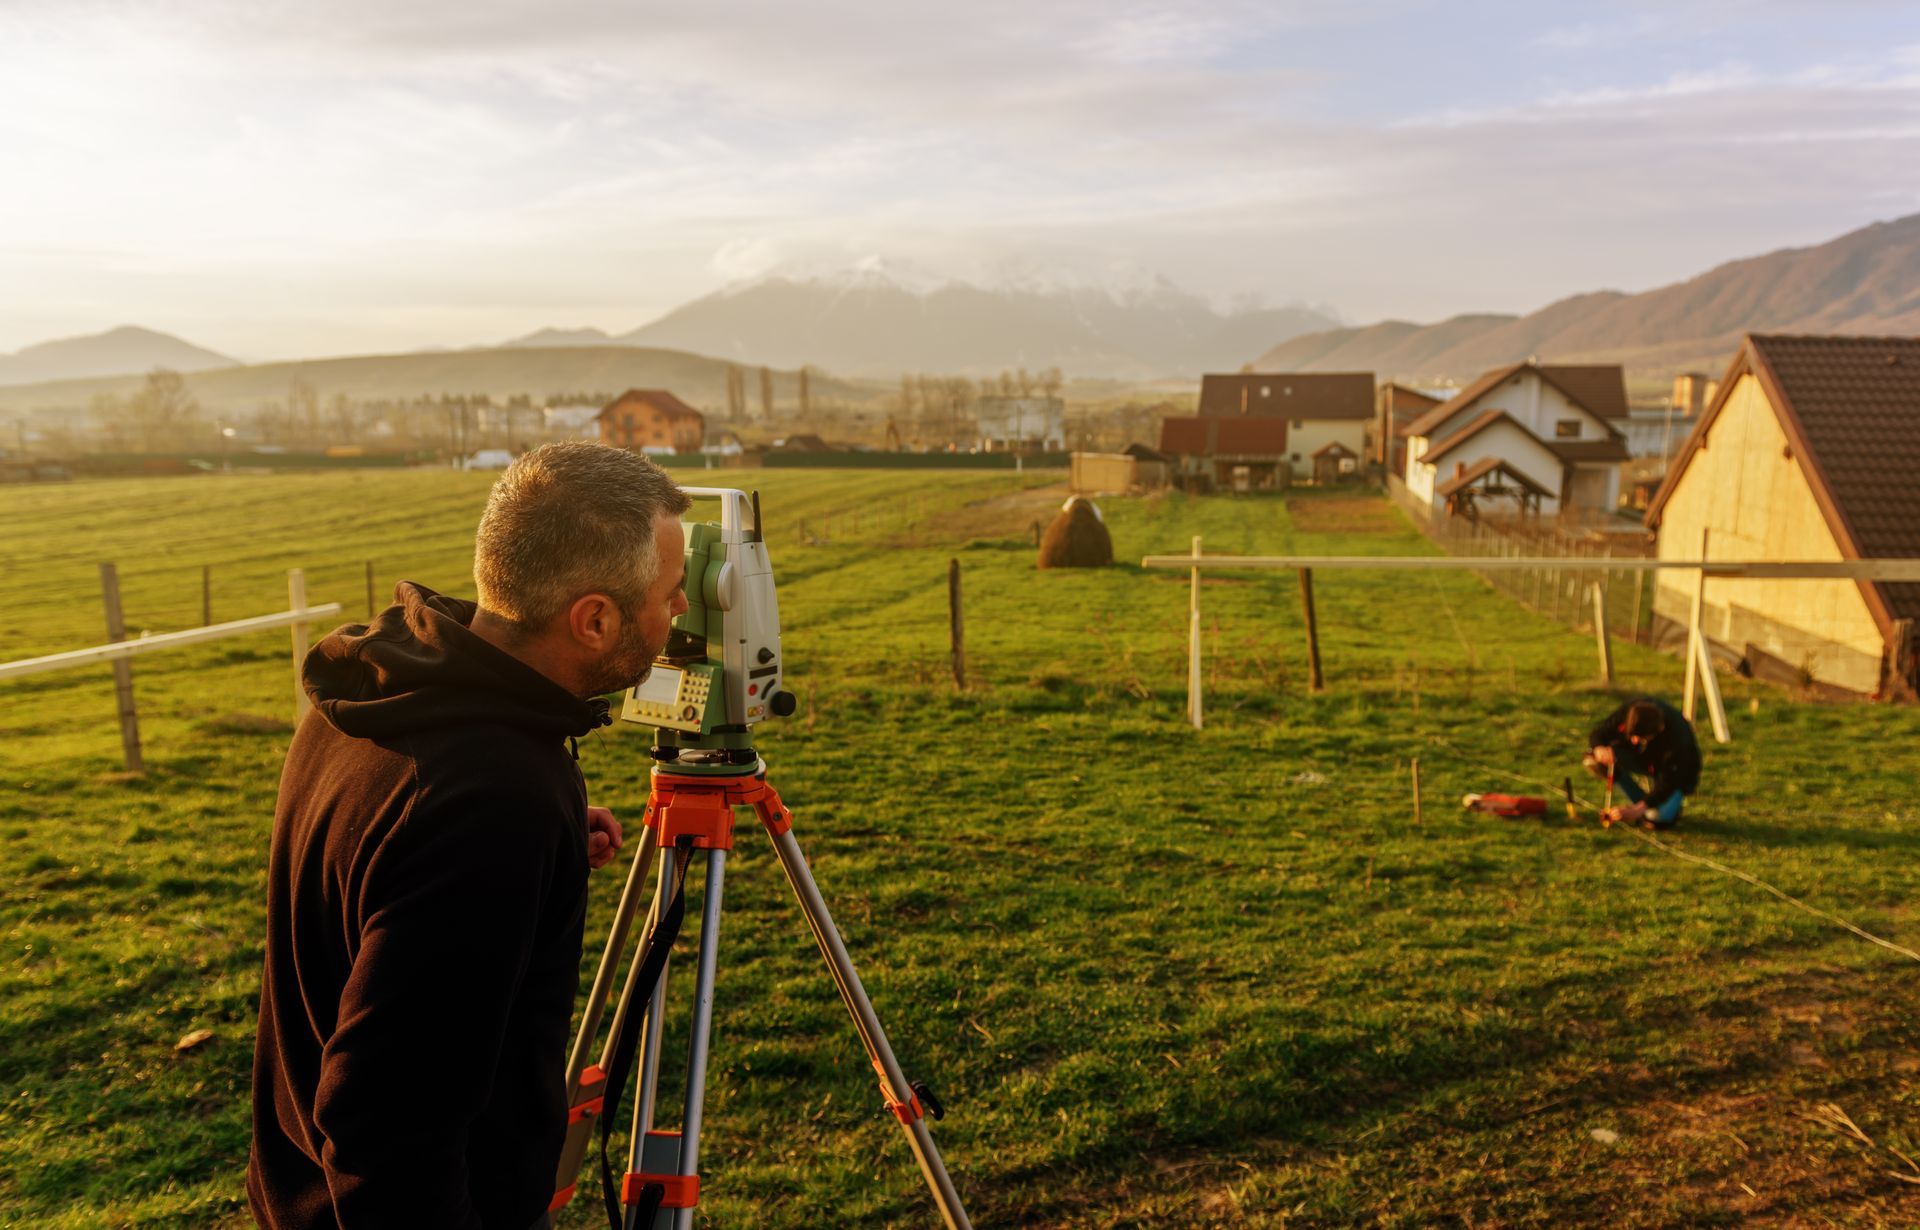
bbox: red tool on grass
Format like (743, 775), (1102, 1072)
(1462, 792), (1549, 818)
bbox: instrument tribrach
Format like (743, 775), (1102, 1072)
(551, 488), (972, 1230)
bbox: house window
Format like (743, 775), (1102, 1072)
(1260, 385), (1271, 397)
(1290, 452), (1301, 462)
(1554, 420), (1580, 438)
(1292, 419), (1304, 430)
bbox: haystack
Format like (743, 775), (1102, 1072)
(1037, 496), (1112, 569)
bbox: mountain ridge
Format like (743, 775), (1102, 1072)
(0, 325), (236, 387)
(1252, 214), (1920, 381)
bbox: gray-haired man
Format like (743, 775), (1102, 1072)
(249, 443), (690, 1228)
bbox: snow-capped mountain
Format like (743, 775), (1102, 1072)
(603, 260), (1339, 379)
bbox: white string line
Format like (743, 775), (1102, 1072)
(1426, 735), (1920, 966)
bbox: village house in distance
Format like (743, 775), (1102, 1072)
(1401, 361), (1630, 518)
(1645, 334), (1920, 698)
(1155, 371), (1374, 491)
(597, 389), (706, 454)
(1197, 372), (1374, 482)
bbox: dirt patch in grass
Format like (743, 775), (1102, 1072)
(1288, 496), (1402, 534)
(931, 482), (1071, 544)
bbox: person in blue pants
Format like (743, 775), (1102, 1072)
(1584, 697), (1700, 829)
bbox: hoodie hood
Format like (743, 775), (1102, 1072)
(303, 581), (610, 742)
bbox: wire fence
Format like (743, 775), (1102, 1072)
(1387, 475), (1657, 646)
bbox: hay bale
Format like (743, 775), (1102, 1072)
(1037, 496), (1112, 569)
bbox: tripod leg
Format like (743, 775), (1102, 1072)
(568, 825), (661, 1089)
(761, 822), (974, 1230)
(671, 847), (726, 1230)
(553, 826), (661, 1208)
(624, 846), (683, 1230)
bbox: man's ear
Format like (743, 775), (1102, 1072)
(565, 592), (620, 652)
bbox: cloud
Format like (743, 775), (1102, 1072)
(1, 0), (1918, 355)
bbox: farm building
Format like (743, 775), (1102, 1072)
(1402, 361), (1629, 519)
(1375, 381), (1445, 473)
(1070, 443), (1169, 495)
(1198, 372), (1373, 482)
(597, 389), (706, 454)
(975, 396), (1065, 452)
(1159, 416), (1290, 492)
(1645, 334), (1920, 698)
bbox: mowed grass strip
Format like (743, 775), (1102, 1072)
(2, 473), (1917, 1228)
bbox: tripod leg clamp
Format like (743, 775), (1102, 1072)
(567, 1063), (607, 1125)
(622, 1171), (699, 1209)
(875, 1058), (933, 1126)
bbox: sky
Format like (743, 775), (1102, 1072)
(2, 0), (1918, 360)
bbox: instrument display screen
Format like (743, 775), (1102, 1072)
(634, 665), (681, 706)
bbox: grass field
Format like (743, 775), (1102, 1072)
(3, 469), (1918, 1228)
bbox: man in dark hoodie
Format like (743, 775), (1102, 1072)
(1584, 697), (1701, 829)
(249, 442), (691, 1229)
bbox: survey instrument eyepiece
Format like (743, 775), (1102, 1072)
(617, 487), (793, 770)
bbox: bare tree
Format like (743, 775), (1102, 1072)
(289, 378), (320, 449)
(726, 365), (744, 422)
(1040, 366), (1064, 400)
(798, 365), (812, 418)
(126, 368), (201, 452)
(91, 392), (129, 450)
(759, 366), (773, 420)
(329, 393), (358, 444)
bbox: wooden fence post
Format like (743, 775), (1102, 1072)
(289, 568), (312, 721)
(99, 563), (144, 774)
(1630, 566), (1646, 645)
(947, 558), (965, 690)
(365, 560), (377, 619)
(1188, 535), (1203, 729)
(1410, 757), (1422, 826)
(1695, 631), (1731, 744)
(1684, 529), (1708, 721)
(201, 564), (212, 628)
(1590, 581), (1614, 684)
(1298, 567), (1325, 692)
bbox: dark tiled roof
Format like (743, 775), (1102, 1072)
(598, 388), (704, 421)
(1758, 335), (1920, 624)
(1549, 438), (1631, 464)
(1647, 334), (1920, 629)
(1402, 365), (1523, 438)
(1199, 372), (1374, 420)
(1123, 441), (1171, 462)
(1435, 456), (1551, 498)
(1159, 416), (1289, 457)
(1311, 440), (1357, 457)
(1402, 362), (1628, 438)
(1540, 365), (1630, 420)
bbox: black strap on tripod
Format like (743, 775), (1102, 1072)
(599, 841), (694, 1230)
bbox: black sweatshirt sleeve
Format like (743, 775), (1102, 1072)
(312, 784), (568, 1228)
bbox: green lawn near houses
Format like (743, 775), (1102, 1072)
(2, 470), (1917, 1227)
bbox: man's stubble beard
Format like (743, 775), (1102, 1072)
(578, 616), (666, 700)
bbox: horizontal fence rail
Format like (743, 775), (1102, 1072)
(1, 565), (338, 773)
(0, 604), (342, 681)
(1140, 555), (1920, 580)
(1145, 545), (1920, 742)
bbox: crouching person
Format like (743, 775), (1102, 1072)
(1584, 697), (1700, 829)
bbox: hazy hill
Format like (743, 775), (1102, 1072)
(0, 346), (877, 416)
(499, 327), (616, 348)
(1253, 213), (1920, 381)
(0, 325), (235, 386)
(616, 263), (1338, 379)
